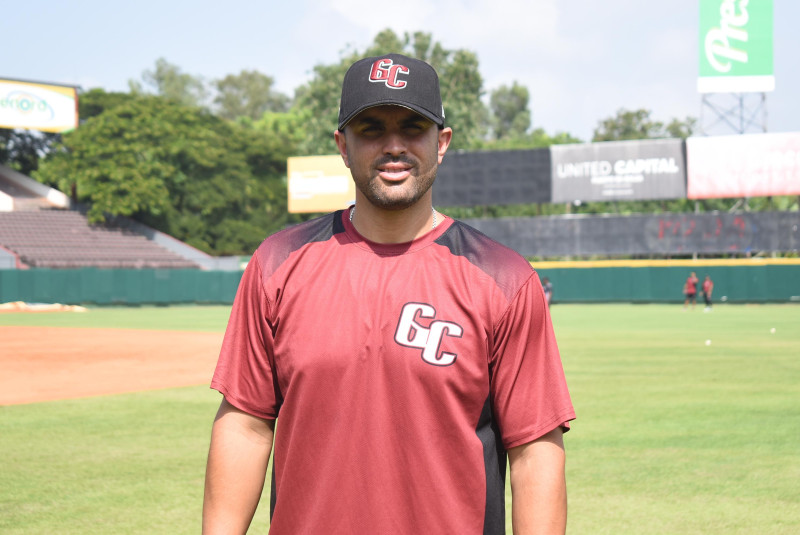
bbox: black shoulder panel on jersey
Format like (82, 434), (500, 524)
(435, 220), (534, 302)
(257, 211), (345, 276)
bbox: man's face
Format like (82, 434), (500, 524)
(335, 105), (452, 211)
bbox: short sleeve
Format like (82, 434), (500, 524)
(489, 272), (575, 449)
(210, 254), (281, 419)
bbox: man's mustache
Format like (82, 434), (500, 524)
(375, 155), (416, 167)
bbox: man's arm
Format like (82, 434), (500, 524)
(203, 398), (275, 534)
(508, 427), (567, 535)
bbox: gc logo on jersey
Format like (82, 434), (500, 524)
(394, 302), (463, 366)
(369, 59), (410, 89)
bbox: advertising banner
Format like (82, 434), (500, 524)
(433, 148), (551, 206)
(0, 79), (78, 133)
(687, 132), (800, 198)
(698, 0), (774, 93)
(287, 155), (355, 213)
(551, 139), (686, 202)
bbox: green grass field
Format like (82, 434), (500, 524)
(1, 304), (798, 534)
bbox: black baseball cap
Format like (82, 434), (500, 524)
(337, 53), (445, 131)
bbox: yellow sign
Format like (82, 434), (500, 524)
(287, 155), (356, 213)
(0, 79), (78, 133)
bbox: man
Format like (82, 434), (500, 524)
(683, 271), (699, 309)
(203, 53), (575, 534)
(542, 277), (553, 308)
(702, 275), (714, 312)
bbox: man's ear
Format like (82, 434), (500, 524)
(437, 127), (453, 164)
(334, 130), (350, 168)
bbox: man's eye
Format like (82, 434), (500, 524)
(404, 123), (426, 134)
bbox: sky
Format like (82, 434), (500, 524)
(3, 0), (798, 142)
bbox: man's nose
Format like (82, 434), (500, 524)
(381, 130), (407, 156)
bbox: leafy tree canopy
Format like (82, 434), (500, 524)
(0, 128), (60, 176)
(593, 108), (696, 141)
(129, 58), (209, 108)
(35, 92), (292, 255)
(213, 70), (291, 120)
(480, 128), (582, 151)
(77, 88), (136, 121)
(489, 82), (531, 141)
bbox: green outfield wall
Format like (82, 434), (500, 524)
(0, 268), (242, 305)
(533, 259), (800, 304)
(1, 259), (799, 305)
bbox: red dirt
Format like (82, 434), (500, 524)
(0, 326), (224, 405)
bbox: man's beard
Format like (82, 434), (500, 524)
(352, 154), (437, 211)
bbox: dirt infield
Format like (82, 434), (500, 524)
(1, 326), (224, 405)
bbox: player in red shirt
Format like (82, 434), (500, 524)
(203, 54), (575, 535)
(702, 275), (714, 312)
(683, 271), (699, 309)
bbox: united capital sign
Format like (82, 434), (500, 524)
(698, 0), (774, 93)
(551, 139), (687, 203)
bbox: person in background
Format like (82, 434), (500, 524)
(702, 274), (714, 312)
(683, 271), (699, 310)
(542, 277), (553, 308)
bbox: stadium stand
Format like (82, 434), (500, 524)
(0, 167), (202, 269)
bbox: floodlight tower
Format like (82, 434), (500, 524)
(699, 92), (767, 135)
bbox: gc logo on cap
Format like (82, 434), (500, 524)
(369, 59), (410, 89)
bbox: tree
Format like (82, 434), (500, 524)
(489, 82), (531, 141)
(664, 117), (697, 139)
(0, 128), (60, 176)
(593, 108), (695, 141)
(34, 95), (291, 255)
(435, 48), (488, 150)
(246, 109), (307, 158)
(129, 58), (208, 108)
(593, 109), (662, 141)
(291, 54), (359, 156)
(213, 70), (291, 120)
(482, 127), (582, 151)
(77, 88), (137, 121)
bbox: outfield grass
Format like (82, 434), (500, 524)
(1, 304), (798, 534)
(554, 304), (800, 534)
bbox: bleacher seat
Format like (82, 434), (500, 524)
(0, 209), (201, 269)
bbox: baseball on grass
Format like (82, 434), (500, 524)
(705, 339), (712, 346)
(770, 327), (776, 334)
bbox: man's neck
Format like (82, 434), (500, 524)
(349, 200), (438, 244)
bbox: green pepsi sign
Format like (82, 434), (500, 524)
(698, 0), (774, 93)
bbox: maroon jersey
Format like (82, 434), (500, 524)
(685, 276), (698, 294)
(211, 209), (575, 534)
